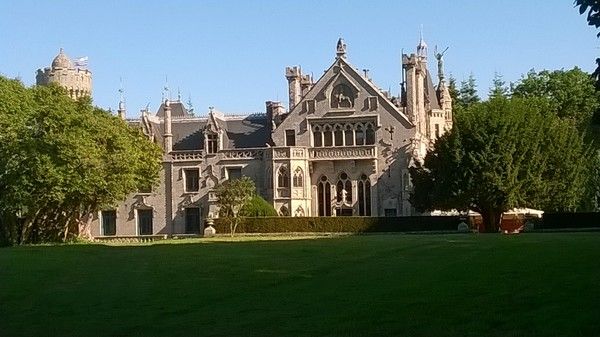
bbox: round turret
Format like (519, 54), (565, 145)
(51, 48), (73, 69)
(36, 48), (92, 100)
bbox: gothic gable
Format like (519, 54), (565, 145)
(272, 56), (413, 147)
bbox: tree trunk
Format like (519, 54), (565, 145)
(480, 209), (502, 233)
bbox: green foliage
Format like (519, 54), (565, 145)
(410, 97), (589, 232)
(511, 68), (600, 128)
(574, 0), (600, 89)
(240, 195), (277, 217)
(215, 176), (256, 236)
(0, 76), (162, 245)
(488, 72), (509, 99)
(455, 73), (480, 112)
(213, 216), (461, 234)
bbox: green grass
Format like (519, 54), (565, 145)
(1, 233), (599, 337)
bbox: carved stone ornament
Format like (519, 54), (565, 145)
(132, 195), (152, 209)
(331, 84), (354, 109)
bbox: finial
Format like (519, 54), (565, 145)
(177, 87), (181, 102)
(336, 38), (347, 59)
(162, 75), (170, 101)
(417, 25), (428, 57)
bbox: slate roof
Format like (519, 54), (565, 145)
(156, 101), (191, 118)
(223, 114), (270, 149)
(425, 70), (441, 110)
(172, 120), (205, 151)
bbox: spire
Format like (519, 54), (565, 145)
(336, 38), (347, 59)
(117, 77), (126, 120)
(417, 25), (428, 58)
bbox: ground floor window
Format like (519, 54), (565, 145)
(137, 209), (153, 235)
(358, 174), (371, 216)
(384, 208), (396, 217)
(318, 176), (331, 216)
(185, 207), (201, 234)
(101, 210), (116, 236)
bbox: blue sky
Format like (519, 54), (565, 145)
(0, 1), (598, 117)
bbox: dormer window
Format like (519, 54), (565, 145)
(206, 133), (218, 154)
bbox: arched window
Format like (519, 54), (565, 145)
(278, 166), (289, 188)
(293, 167), (304, 187)
(279, 205), (289, 216)
(313, 126), (322, 147)
(318, 175), (332, 216)
(323, 125), (333, 147)
(355, 124), (365, 145)
(345, 125), (354, 146)
(336, 172), (352, 204)
(358, 174), (371, 216)
(365, 123), (375, 145)
(334, 125), (343, 146)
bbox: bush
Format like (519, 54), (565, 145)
(213, 216), (462, 234)
(241, 196), (278, 217)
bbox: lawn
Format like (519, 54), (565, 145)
(1, 233), (599, 337)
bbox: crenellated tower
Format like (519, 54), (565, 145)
(36, 48), (92, 100)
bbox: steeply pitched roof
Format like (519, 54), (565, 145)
(223, 114), (270, 149)
(156, 101), (191, 118)
(425, 69), (441, 110)
(172, 120), (205, 151)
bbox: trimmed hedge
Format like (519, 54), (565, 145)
(213, 216), (462, 234)
(539, 212), (600, 229)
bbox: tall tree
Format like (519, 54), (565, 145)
(215, 176), (256, 237)
(489, 72), (509, 99)
(410, 97), (589, 232)
(0, 77), (162, 245)
(456, 74), (480, 111)
(511, 68), (600, 128)
(574, 0), (600, 89)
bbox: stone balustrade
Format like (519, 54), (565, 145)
(221, 149), (264, 160)
(171, 150), (203, 161)
(309, 145), (377, 160)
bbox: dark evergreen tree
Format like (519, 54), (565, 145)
(410, 97), (589, 232)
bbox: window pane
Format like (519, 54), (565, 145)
(138, 209), (153, 235)
(345, 128), (354, 146)
(102, 210), (116, 236)
(366, 125), (375, 145)
(185, 169), (200, 192)
(314, 131), (322, 147)
(285, 130), (296, 146)
(355, 126), (364, 145)
(324, 128), (333, 147)
(228, 168), (242, 180)
(185, 207), (201, 234)
(334, 126), (343, 146)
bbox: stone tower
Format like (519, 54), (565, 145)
(36, 48), (92, 99)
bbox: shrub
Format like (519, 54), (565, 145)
(213, 216), (461, 234)
(241, 196), (278, 217)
